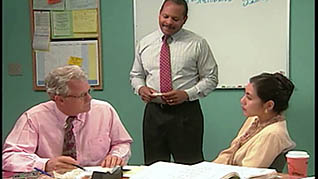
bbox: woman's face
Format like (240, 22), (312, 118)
(240, 83), (265, 117)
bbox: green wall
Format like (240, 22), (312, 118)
(2, 0), (315, 176)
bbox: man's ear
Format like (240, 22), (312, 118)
(183, 15), (188, 24)
(54, 95), (65, 105)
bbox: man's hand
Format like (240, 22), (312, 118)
(45, 156), (77, 173)
(138, 86), (158, 103)
(162, 90), (189, 105)
(101, 155), (125, 168)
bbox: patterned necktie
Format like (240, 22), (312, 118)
(160, 35), (173, 93)
(62, 116), (77, 159)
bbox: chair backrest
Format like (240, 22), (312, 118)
(269, 152), (287, 172)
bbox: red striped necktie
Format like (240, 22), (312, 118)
(160, 35), (173, 93)
(62, 116), (77, 160)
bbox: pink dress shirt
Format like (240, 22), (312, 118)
(2, 99), (133, 172)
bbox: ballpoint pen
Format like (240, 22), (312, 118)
(70, 163), (86, 171)
(34, 167), (53, 177)
(121, 167), (131, 172)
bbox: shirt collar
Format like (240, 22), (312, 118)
(158, 28), (185, 42)
(252, 115), (285, 128)
(53, 102), (85, 124)
(172, 28), (185, 40)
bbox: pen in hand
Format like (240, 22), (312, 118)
(121, 167), (131, 172)
(70, 164), (86, 171)
(34, 167), (53, 177)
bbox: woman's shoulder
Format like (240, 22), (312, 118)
(256, 120), (296, 150)
(263, 120), (287, 133)
(257, 120), (289, 141)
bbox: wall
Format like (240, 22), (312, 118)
(2, 0), (315, 175)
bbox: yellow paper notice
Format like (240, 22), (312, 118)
(73, 9), (97, 33)
(68, 56), (83, 66)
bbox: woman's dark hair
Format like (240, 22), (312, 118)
(160, 0), (188, 17)
(250, 72), (295, 114)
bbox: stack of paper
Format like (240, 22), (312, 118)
(53, 166), (114, 179)
(129, 161), (277, 179)
(122, 165), (148, 178)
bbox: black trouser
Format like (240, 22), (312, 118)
(143, 100), (204, 165)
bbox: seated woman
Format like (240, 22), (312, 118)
(212, 72), (296, 168)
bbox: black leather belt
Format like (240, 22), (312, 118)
(151, 100), (198, 109)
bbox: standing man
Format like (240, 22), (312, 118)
(130, 0), (218, 165)
(3, 65), (133, 173)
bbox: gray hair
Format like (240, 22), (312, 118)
(45, 65), (88, 98)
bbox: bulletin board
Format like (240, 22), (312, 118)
(29, 0), (102, 90)
(134, 0), (290, 89)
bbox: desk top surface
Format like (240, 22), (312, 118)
(3, 170), (310, 179)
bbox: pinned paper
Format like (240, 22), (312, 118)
(68, 56), (83, 66)
(72, 9), (97, 33)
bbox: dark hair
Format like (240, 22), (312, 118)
(160, 0), (188, 17)
(250, 72), (295, 114)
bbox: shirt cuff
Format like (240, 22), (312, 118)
(134, 85), (144, 95)
(109, 147), (131, 164)
(184, 88), (199, 101)
(34, 158), (50, 171)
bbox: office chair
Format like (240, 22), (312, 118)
(269, 152), (287, 172)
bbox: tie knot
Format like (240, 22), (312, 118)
(163, 35), (169, 43)
(65, 116), (76, 128)
(67, 116), (76, 123)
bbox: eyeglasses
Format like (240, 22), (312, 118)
(64, 89), (92, 99)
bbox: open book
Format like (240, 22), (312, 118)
(129, 161), (277, 179)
